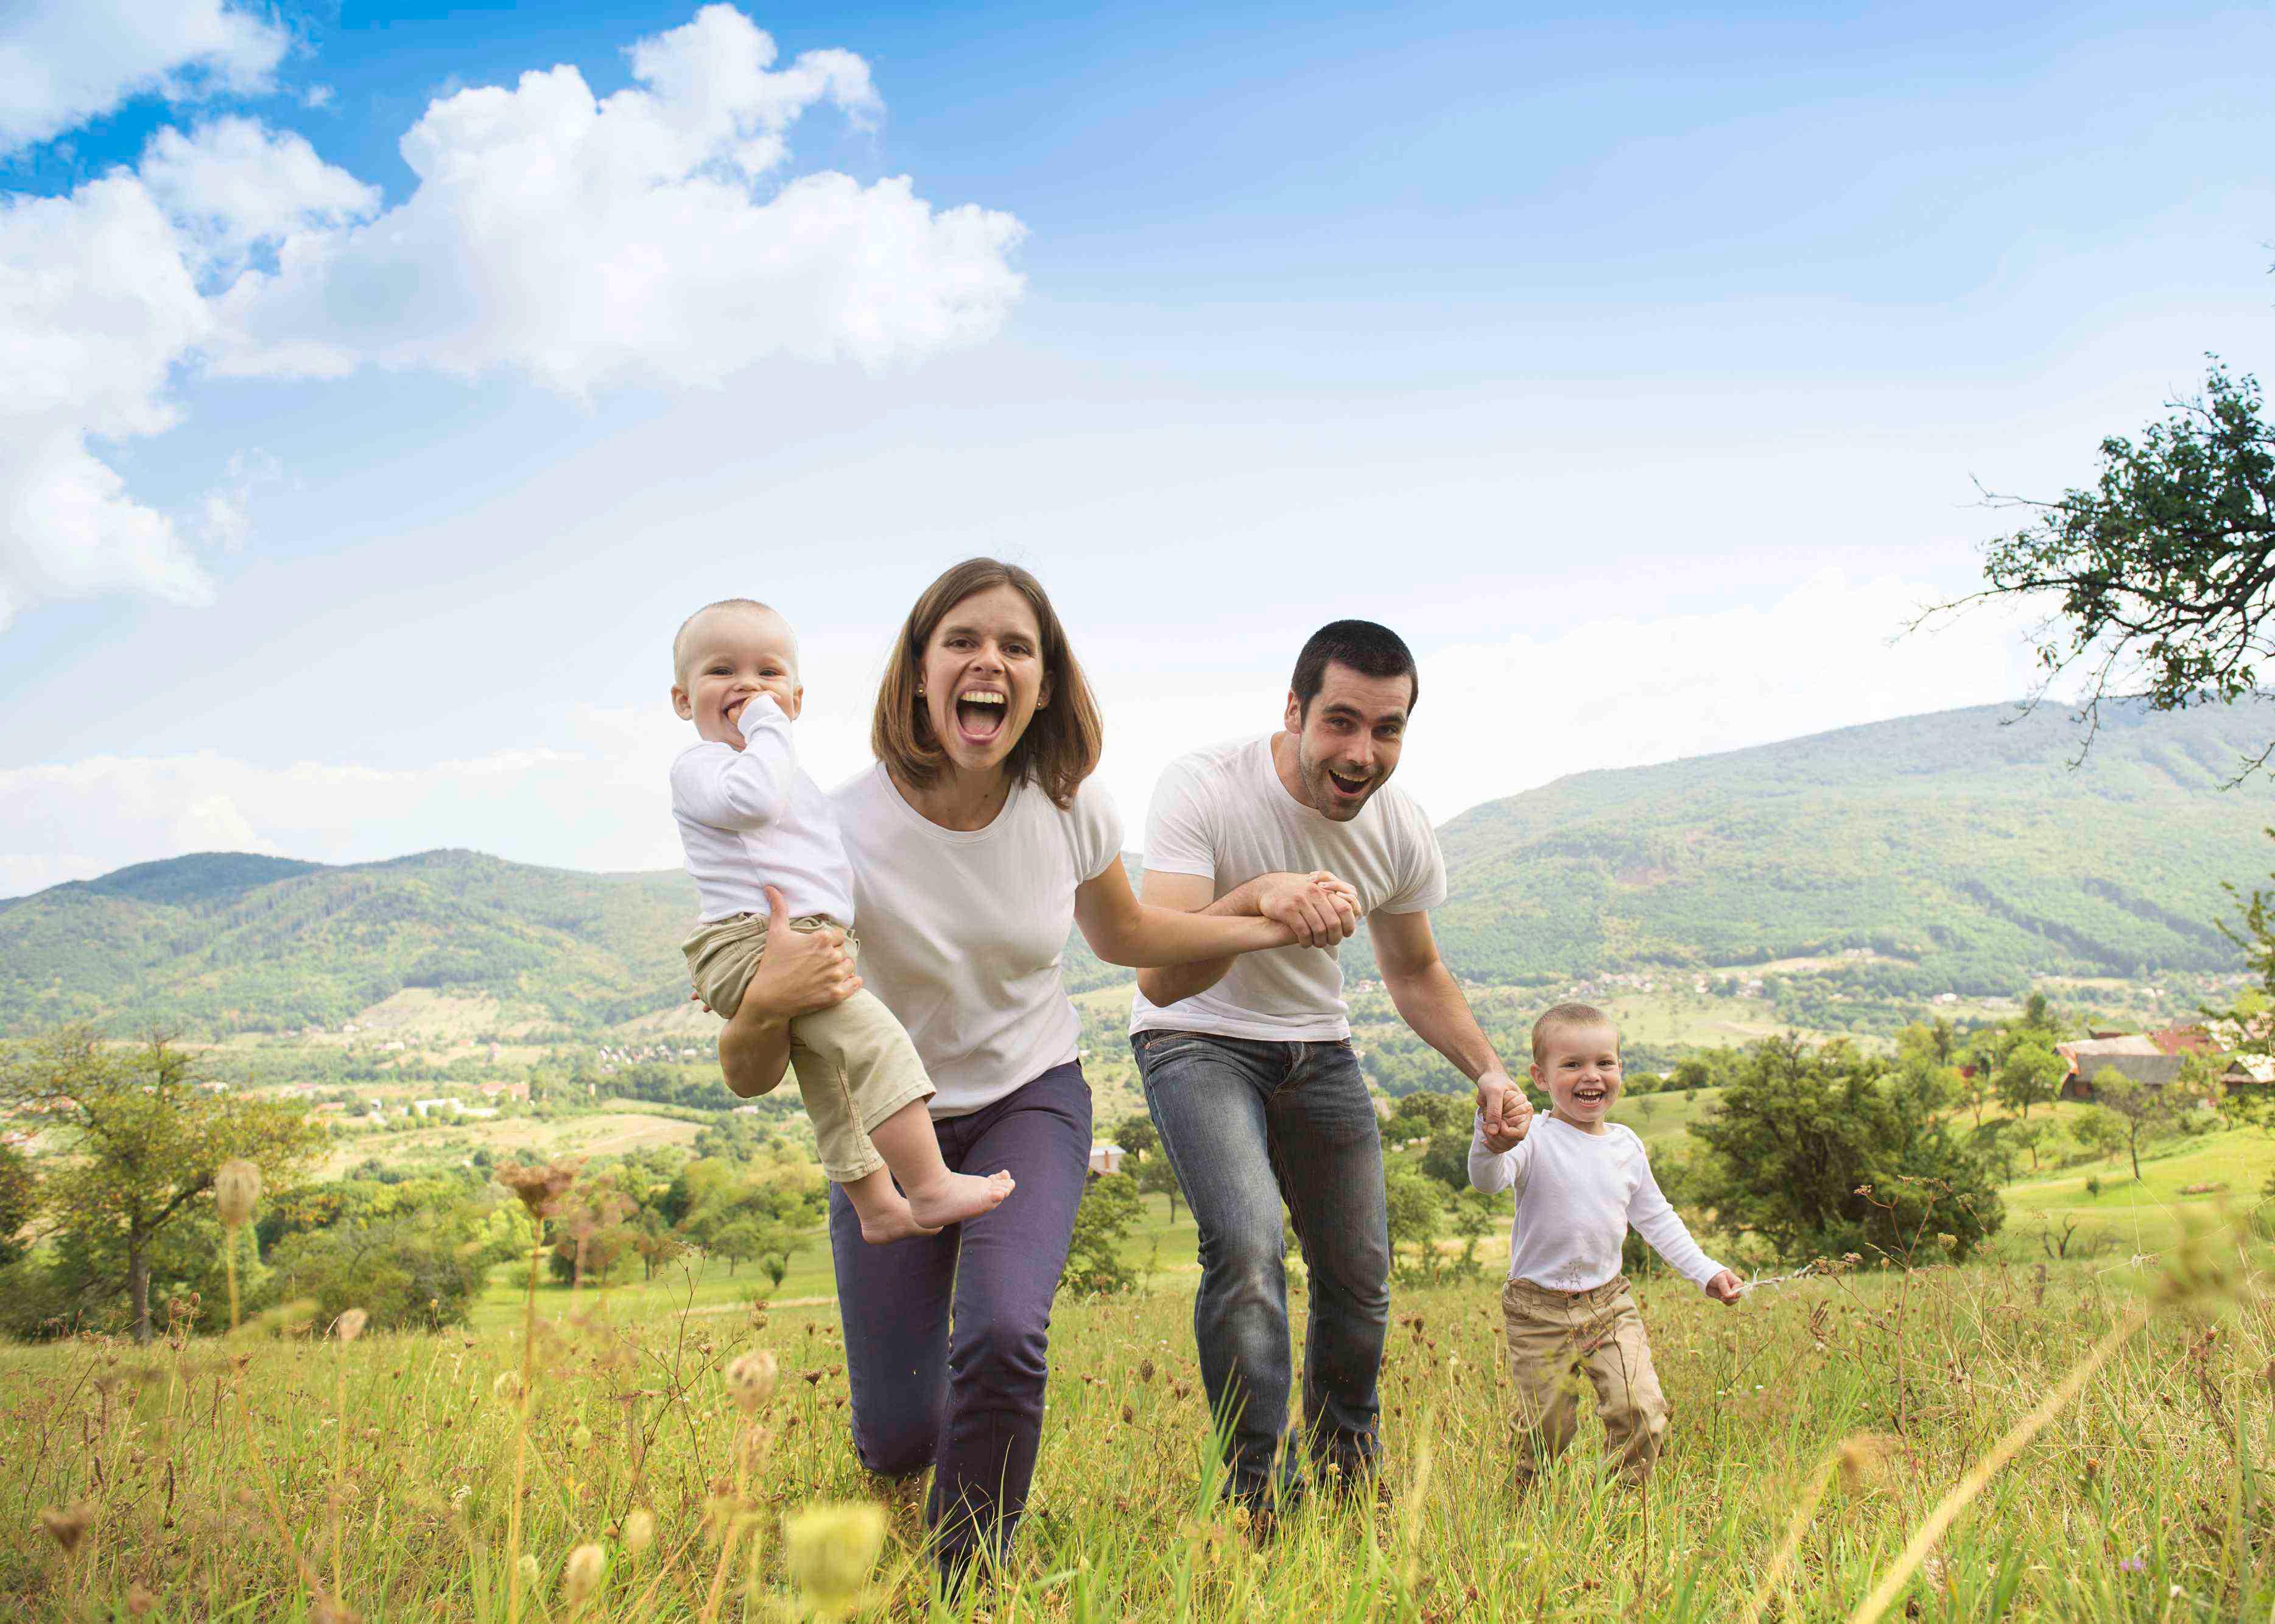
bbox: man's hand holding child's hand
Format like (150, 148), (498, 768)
(1476, 1069), (1531, 1152)
(1704, 1269), (1743, 1305)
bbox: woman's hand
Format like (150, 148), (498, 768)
(716, 887), (862, 1097)
(739, 887), (862, 1019)
(1253, 871), (1361, 947)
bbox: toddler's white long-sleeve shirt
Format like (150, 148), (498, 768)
(669, 696), (856, 925)
(1467, 1115), (1724, 1293)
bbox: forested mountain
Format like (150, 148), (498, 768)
(1404, 697), (2275, 993)
(4, 699), (2270, 1036)
(0, 850), (696, 1033)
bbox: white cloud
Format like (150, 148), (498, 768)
(0, 742), (597, 898)
(2, 8), (1025, 628)
(0, 576), (2043, 895)
(1090, 570), (2045, 835)
(1, 125), (369, 627)
(0, 0), (289, 156)
(194, 448), (281, 552)
(1396, 569), (2046, 821)
(213, 5), (1023, 393)
(0, 177), (216, 628)
(140, 117), (379, 275)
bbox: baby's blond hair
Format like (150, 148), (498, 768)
(672, 598), (784, 686)
(1531, 1002), (1617, 1065)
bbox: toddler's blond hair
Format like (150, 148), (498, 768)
(1530, 1001), (1616, 1064)
(672, 598), (784, 686)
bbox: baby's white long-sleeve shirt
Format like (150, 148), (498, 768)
(669, 696), (856, 925)
(1467, 1115), (1724, 1293)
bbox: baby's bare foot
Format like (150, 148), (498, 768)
(857, 1194), (941, 1246)
(905, 1170), (1015, 1230)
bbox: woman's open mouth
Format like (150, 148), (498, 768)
(954, 689), (1008, 745)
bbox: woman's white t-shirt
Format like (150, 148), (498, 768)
(831, 764), (1123, 1117)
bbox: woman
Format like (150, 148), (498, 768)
(719, 558), (1355, 1579)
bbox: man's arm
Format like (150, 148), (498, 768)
(1133, 870), (1358, 1006)
(1370, 907), (1527, 1150)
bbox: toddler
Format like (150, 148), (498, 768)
(1467, 1002), (1740, 1483)
(670, 598), (1012, 1243)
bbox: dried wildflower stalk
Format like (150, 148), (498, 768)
(1743, 1435), (1894, 1624)
(215, 1158), (262, 1332)
(782, 1503), (887, 1623)
(498, 1162), (575, 1624)
(564, 1542), (607, 1614)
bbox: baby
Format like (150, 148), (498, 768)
(1467, 1002), (1741, 1485)
(670, 598), (1011, 1243)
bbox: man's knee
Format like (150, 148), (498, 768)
(1199, 1222), (1286, 1309)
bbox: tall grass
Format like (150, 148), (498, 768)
(4, 1222), (2266, 1620)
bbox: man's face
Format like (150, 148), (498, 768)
(1282, 660), (1412, 821)
(1533, 1023), (1623, 1129)
(672, 607), (803, 746)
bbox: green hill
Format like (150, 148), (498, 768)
(0, 850), (697, 1035)
(1405, 697), (2275, 993)
(4, 700), (2271, 1038)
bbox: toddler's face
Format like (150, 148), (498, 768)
(1533, 1023), (1622, 1130)
(673, 607), (803, 746)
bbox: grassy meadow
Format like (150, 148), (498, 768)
(5, 1187), (2267, 1622)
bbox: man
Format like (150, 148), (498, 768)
(1131, 619), (1528, 1520)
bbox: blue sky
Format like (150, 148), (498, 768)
(2, 1), (2271, 893)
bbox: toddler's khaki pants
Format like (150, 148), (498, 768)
(682, 912), (932, 1184)
(1500, 1274), (1670, 1483)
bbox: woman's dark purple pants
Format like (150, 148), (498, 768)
(826, 1060), (1091, 1573)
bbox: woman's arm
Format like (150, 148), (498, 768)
(1075, 857), (1342, 969)
(716, 887), (865, 1098)
(1130, 868), (1360, 1005)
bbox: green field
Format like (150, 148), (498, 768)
(4, 1232), (2262, 1620)
(2002, 1125), (2275, 1258)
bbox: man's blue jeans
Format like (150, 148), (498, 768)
(1134, 1029), (1391, 1505)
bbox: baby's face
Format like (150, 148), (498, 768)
(1533, 1023), (1622, 1131)
(673, 607), (803, 746)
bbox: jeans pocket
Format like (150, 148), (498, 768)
(1134, 1030), (1200, 1063)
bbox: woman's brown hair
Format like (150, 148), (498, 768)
(871, 558), (1103, 809)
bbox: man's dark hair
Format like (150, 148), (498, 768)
(1291, 620), (1418, 717)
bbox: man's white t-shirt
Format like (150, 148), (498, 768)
(832, 764), (1123, 1117)
(1128, 734), (1447, 1043)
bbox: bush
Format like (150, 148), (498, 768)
(1688, 1035), (2004, 1263)
(1060, 1173), (1144, 1297)
(270, 1214), (497, 1330)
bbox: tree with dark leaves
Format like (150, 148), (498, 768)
(1932, 360), (2275, 775)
